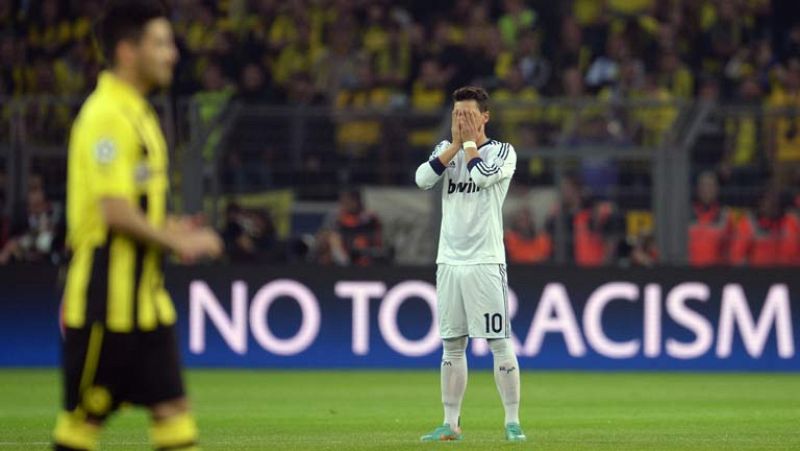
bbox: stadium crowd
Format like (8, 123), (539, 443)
(2, 0), (800, 266)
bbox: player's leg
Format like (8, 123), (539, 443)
(134, 326), (199, 450)
(421, 265), (467, 441)
(53, 325), (117, 451)
(488, 338), (525, 441)
(463, 264), (526, 441)
(441, 336), (468, 429)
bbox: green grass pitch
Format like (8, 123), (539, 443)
(1, 369), (799, 450)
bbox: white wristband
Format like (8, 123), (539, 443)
(463, 140), (477, 150)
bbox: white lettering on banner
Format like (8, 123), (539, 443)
(584, 282), (640, 358)
(643, 284), (661, 357)
(378, 281), (440, 357)
(716, 284), (794, 358)
(187, 278), (796, 361)
(335, 281), (387, 355)
(471, 289), (522, 356)
(665, 282), (713, 359)
(522, 283), (587, 357)
(249, 279), (320, 356)
(189, 281), (248, 354)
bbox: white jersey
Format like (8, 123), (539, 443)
(415, 139), (516, 265)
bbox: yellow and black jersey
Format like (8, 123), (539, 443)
(63, 71), (174, 333)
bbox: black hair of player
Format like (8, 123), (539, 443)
(96, 0), (168, 65)
(452, 86), (490, 112)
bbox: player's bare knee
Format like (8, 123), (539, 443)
(149, 397), (190, 421)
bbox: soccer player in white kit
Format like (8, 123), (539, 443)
(416, 87), (525, 442)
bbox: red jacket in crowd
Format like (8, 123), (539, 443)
(729, 212), (800, 266)
(688, 202), (734, 266)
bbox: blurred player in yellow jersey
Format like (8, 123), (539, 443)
(53, 1), (223, 450)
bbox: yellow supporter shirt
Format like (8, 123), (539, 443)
(768, 89), (800, 162)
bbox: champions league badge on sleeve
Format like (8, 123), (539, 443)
(94, 138), (117, 165)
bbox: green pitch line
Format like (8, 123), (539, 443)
(0, 370), (799, 450)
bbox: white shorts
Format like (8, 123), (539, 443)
(436, 263), (510, 339)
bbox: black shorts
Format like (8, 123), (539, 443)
(61, 324), (185, 419)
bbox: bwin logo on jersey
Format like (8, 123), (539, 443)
(448, 178), (481, 194)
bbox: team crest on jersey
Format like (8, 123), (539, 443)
(93, 138), (116, 165)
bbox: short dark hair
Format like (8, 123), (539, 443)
(452, 86), (490, 112)
(96, 0), (168, 64)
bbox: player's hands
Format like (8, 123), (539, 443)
(171, 227), (224, 263)
(458, 110), (481, 143)
(166, 213), (206, 234)
(450, 109), (462, 146)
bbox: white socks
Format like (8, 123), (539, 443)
(441, 337), (468, 427)
(489, 338), (520, 425)
(440, 337), (520, 427)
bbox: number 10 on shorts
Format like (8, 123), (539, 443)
(484, 313), (503, 333)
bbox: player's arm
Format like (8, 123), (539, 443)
(100, 199), (220, 261)
(415, 110), (463, 190)
(460, 110), (517, 188)
(465, 143), (516, 189)
(415, 141), (461, 190)
(84, 112), (221, 261)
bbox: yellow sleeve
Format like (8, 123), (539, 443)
(75, 109), (139, 199)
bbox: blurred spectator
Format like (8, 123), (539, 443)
(285, 71), (325, 106)
(312, 189), (387, 266)
(635, 73), (678, 147)
(586, 32), (630, 89)
(700, 0), (750, 78)
(27, 0), (72, 59)
(0, 175), (8, 250)
(493, 65), (539, 148)
(418, 19), (464, 91)
(271, 22), (322, 89)
(552, 16), (593, 78)
(784, 23), (800, 61)
(720, 76), (767, 187)
(221, 202), (281, 263)
(766, 59), (800, 190)
(511, 30), (550, 90)
(657, 50), (693, 99)
(505, 208), (552, 264)
(572, 198), (624, 266)
(729, 188), (800, 266)
(0, 181), (63, 265)
(540, 66), (586, 144)
(628, 231), (659, 267)
(195, 61), (235, 162)
(697, 76), (721, 102)
(547, 175), (623, 266)
(566, 114), (626, 197)
(313, 25), (360, 100)
(407, 58), (448, 149)
(334, 60), (391, 158)
(238, 61), (273, 103)
(688, 171), (733, 266)
(497, 0), (537, 49)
